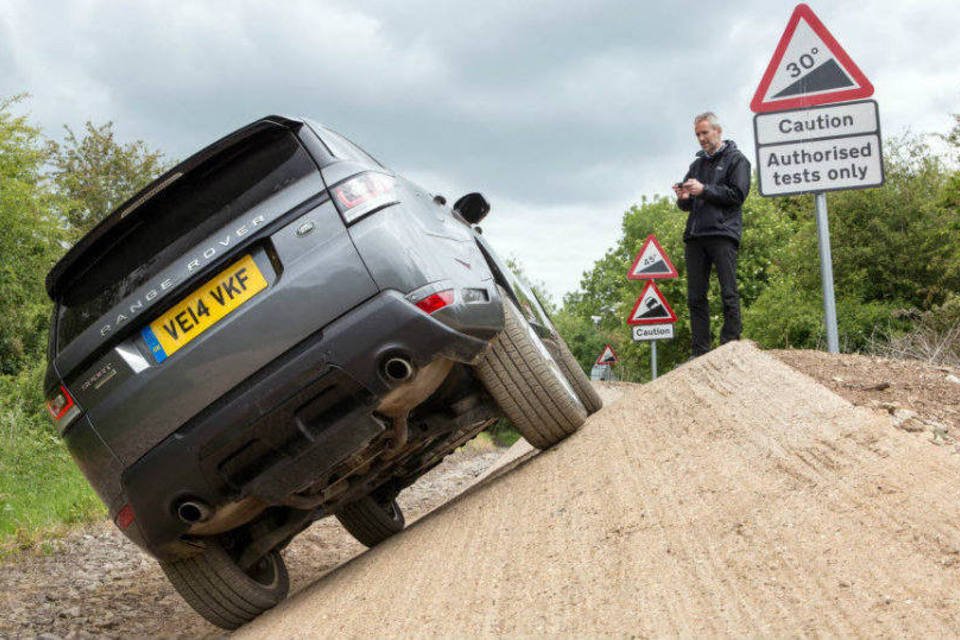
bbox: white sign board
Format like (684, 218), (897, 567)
(755, 99), (883, 196)
(755, 100), (878, 145)
(632, 325), (674, 341)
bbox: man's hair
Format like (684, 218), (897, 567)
(694, 112), (721, 129)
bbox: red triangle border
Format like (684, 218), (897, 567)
(596, 344), (618, 365)
(750, 3), (874, 113)
(627, 234), (679, 280)
(627, 281), (678, 326)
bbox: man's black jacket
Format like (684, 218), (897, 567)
(677, 140), (751, 245)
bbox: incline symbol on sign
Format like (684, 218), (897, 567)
(627, 234), (678, 280)
(596, 344), (618, 365)
(627, 281), (677, 326)
(751, 3), (873, 113)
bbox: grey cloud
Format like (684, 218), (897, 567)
(1, 0), (957, 297)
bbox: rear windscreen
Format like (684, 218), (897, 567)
(56, 125), (318, 350)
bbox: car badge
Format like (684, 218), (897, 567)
(296, 221), (315, 237)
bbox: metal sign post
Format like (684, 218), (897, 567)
(650, 340), (658, 380)
(814, 192), (840, 352)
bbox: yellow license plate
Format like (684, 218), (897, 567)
(141, 254), (268, 363)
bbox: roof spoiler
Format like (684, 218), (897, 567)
(45, 115), (306, 300)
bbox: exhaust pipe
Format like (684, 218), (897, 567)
(382, 357), (414, 383)
(177, 499), (212, 524)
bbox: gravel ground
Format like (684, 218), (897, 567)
(0, 448), (504, 640)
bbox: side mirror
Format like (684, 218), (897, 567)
(453, 192), (490, 225)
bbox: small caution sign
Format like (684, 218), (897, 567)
(627, 281), (677, 326)
(627, 234), (678, 280)
(751, 3), (874, 113)
(596, 344), (618, 365)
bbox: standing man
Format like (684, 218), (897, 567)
(673, 112), (751, 358)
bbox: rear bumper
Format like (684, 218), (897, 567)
(117, 288), (496, 560)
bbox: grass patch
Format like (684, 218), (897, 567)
(0, 367), (105, 555)
(485, 419), (522, 447)
(461, 431), (499, 453)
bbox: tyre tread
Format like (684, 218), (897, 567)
(545, 337), (603, 414)
(336, 496), (405, 548)
(160, 542), (289, 631)
(476, 288), (586, 449)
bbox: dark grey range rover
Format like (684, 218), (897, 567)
(43, 116), (601, 629)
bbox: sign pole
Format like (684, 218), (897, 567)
(814, 192), (840, 353)
(650, 340), (658, 380)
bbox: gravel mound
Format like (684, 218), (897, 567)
(237, 341), (960, 638)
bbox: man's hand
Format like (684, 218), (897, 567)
(682, 178), (704, 196)
(673, 183), (690, 200)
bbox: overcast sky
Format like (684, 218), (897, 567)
(2, 0), (957, 300)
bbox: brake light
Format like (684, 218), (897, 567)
(115, 504), (136, 530)
(46, 385), (74, 419)
(331, 172), (399, 223)
(46, 384), (80, 433)
(415, 290), (454, 314)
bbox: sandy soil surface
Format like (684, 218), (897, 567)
(3, 344), (960, 638)
(238, 342), (960, 639)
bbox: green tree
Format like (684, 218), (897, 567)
(48, 120), (166, 238)
(556, 120), (960, 377)
(0, 96), (66, 375)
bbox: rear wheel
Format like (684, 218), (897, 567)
(160, 539), (289, 630)
(335, 494), (405, 548)
(476, 288), (587, 449)
(545, 337), (603, 414)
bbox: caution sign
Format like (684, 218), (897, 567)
(751, 3), (873, 113)
(627, 281), (677, 326)
(627, 234), (678, 280)
(632, 324), (674, 341)
(596, 344), (618, 365)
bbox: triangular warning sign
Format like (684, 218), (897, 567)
(627, 234), (678, 280)
(596, 344), (618, 365)
(627, 281), (678, 326)
(750, 3), (874, 113)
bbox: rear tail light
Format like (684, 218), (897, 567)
(414, 289), (454, 314)
(46, 384), (81, 433)
(330, 172), (399, 223)
(115, 504), (136, 530)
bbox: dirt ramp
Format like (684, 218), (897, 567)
(238, 341), (960, 638)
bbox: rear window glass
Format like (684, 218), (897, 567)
(56, 125), (318, 350)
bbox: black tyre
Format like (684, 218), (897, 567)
(544, 337), (603, 414)
(160, 540), (289, 630)
(335, 494), (405, 548)
(476, 288), (587, 449)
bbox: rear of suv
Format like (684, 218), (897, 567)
(44, 116), (602, 629)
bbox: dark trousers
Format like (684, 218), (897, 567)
(685, 237), (741, 357)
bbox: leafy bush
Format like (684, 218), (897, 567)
(0, 363), (104, 548)
(871, 293), (960, 366)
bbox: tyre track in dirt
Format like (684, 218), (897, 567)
(237, 341), (960, 638)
